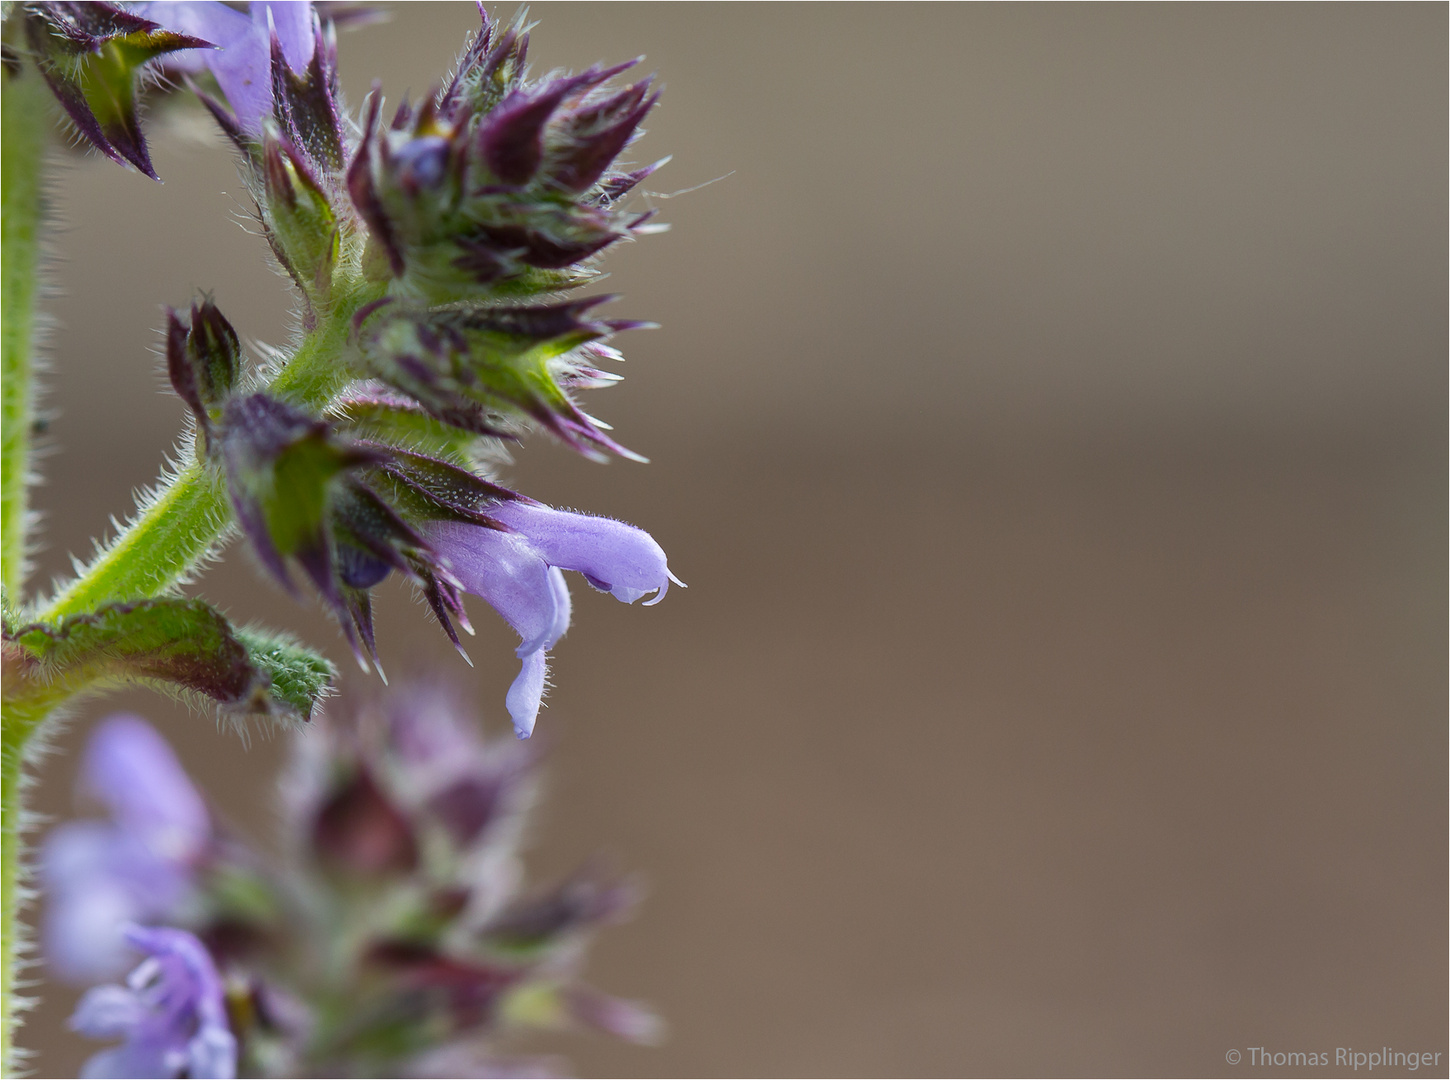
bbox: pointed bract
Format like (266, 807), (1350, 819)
(24, 2), (214, 178)
(261, 135), (338, 298)
(218, 392), (379, 606)
(269, 14), (344, 170)
(356, 297), (645, 460)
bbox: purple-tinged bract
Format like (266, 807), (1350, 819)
(20, 1), (213, 178)
(355, 294), (653, 461)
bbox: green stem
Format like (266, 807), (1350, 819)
(1, 690), (66, 1069)
(2, 60), (50, 600)
(38, 297), (366, 622)
(40, 460), (229, 619)
(1, 49), (54, 1071)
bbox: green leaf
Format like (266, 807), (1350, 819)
(234, 625), (335, 720)
(3, 599), (333, 722)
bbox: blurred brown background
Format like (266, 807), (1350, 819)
(17, 4), (1446, 1076)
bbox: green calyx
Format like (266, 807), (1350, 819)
(263, 137), (341, 301)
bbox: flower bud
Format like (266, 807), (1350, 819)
(166, 299), (242, 443)
(311, 765), (418, 876)
(343, 9), (662, 308)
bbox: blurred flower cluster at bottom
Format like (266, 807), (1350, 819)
(44, 687), (659, 1078)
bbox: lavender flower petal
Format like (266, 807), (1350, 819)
(489, 501), (680, 604)
(43, 719), (205, 980)
(81, 715), (210, 863)
(505, 649), (549, 739)
(429, 504), (675, 736)
(79, 1044), (169, 1080)
(42, 823), (194, 981)
(133, 1), (246, 73)
(69, 985), (147, 1039)
(72, 926), (237, 1080)
(150, 1), (317, 133)
(430, 523), (572, 737)
(430, 524), (570, 657)
(252, 0), (315, 72)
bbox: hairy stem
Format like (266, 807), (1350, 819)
(2, 61), (51, 600)
(39, 299), (365, 622)
(1, 689), (66, 1073)
(1, 47), (54, 1072)
(40, 460), (230, 620)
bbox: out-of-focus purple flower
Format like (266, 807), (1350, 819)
(82, 715), (210, 859)
(429, 503), (680, 738)
(70, 925), (237, 1080)
(42, 717), (210, 981)
(137, 1), (317, 133)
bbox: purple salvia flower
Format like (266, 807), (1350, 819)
(70, 925), (237, 1079)
(41, 824), (190, 982)
(489, 501), (681, 606)
(139, 1), (317, 133)
(429, 505), (680, 738)
(81, 715), (211, 862)
(42, 717), (209, 981)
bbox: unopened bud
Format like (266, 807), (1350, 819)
(166, 299), (241, 443)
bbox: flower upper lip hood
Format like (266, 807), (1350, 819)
(81, 714), (211, 862)
(489, 500), (682, 605)
(429, 502), (682, 739)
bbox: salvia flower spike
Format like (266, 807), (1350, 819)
(150, 6), (680, 724)
(55, 697), (659, 1076)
